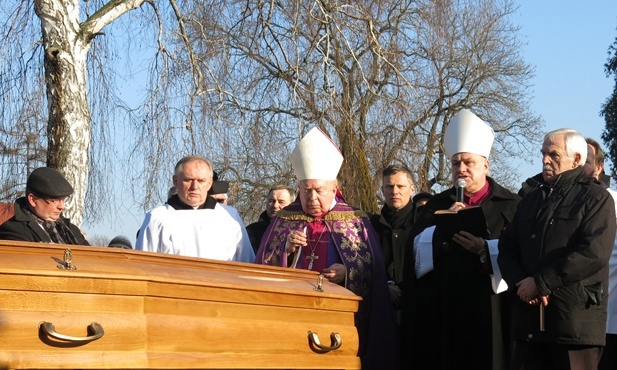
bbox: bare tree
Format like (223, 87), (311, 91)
(0, 0), (153, 225)
(87, 234), (111, 247)
(0, 0), (543, 229)
(151, 0), (542, 217)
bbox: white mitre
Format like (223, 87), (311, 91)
(444, 109), (494, 159)
(291, 127), (344, 181)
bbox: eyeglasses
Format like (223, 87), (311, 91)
(42, 197), (67, 205)
(33, 194), (68, 205)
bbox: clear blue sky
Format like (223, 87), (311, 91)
(81, 1), (617, 243)
(513, 1), (617, 180)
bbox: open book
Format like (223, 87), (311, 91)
(433, 205), (490, 240)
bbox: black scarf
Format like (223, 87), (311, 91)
(381, 198), (415, 230)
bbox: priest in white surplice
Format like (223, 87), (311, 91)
(136, 155), (254, 262)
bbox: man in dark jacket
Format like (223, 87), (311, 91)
(246, 185), (295, 253)
(401, 109), (520, 370)
(498, 128), (616, 369)
(371, 164), (416, 312)
(0, 167), (89, 245)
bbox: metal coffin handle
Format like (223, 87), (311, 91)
(39, 321), (104, 343)
(307, 331), (342, 352)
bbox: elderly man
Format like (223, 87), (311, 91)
(256, 127), (399, 370)
(371, 164), (416, 311)
(136, 155), (254, 262)
(246, 185), (295, 253)
(401, 110), (520, 370)
(498, 129), (616, 369)
(0, 167), (89, 245)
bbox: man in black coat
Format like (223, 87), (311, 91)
(371, 164), (416, 313)
(0, 167), (89, 245)
(499, 129), (616, 369)
(401, 109), (520, 370)
(246, 185), (295, 253)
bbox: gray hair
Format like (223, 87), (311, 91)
(544, 129), (587, 166)
(173, 155), (214, 178)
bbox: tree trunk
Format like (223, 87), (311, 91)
(36, 0), (91, 226)
(336, 122), (379, 214)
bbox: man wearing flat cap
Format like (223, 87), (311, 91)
(400, 110), (520, 370)
(256, 127), (399, 370)
(0, 167), (89, 245)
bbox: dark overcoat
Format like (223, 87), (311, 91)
(498, 167), (616, 345)
(401, 177), (520, 370)
(371, 200), (416, 285)
(0, 197), (89, 245)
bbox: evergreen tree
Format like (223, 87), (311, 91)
(602, 31), (617, 184)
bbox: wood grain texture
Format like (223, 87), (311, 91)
(0, 242), (360, 369)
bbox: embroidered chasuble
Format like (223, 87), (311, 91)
(302, 217), (328, 271)
(255, 199), (400, 370)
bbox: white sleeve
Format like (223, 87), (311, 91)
(414, 226), (435, 278)
(487, 239), (508, 294)
(135, 207), (170, 254)
(234, 223), (256, 263)
(223, 205), (256, 263)
(136, 211), (157, 252)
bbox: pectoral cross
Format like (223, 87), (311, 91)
(306, 253), (319, 270)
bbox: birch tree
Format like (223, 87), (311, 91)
(0, 0), (543, 227)
(0, 0), (150, 225)
(37, 0), (148, 225)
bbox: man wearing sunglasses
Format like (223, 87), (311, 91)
(0, 167), (89, 245)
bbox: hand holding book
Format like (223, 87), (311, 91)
(433, 205), (490, 241)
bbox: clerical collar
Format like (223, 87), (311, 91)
(166, 194), (217, 210)
(466, 180), (491, 206)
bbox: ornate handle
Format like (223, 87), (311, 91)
(307, 331), (342, 352)
(39, 321), (104, 343)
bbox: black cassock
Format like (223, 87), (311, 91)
(400, 177), (519, 370)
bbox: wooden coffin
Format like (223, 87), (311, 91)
(0, 241), (361, 369)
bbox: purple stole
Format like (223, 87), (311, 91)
(255, 199), (400, 370)
(255, 200), (374, 296)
